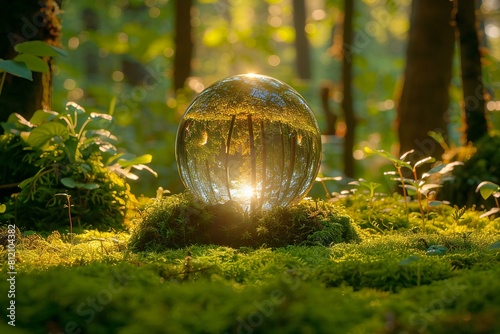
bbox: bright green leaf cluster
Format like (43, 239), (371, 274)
(0, 41), (66, 81)
(0, 102), (156, 230)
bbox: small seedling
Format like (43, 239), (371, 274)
(364, 148), (436, 227)
(452, 206), (467, 225)
(56, 193), (74, 244)
(365, 147), (461, 230)
(348, 178), (382, 230)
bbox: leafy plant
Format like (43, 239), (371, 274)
(348, 178), (383, 231)
(364, 148), (432, 225)
(0, 102), (156, 231)
(364, 147), (461, 230)
(441, 135), (500, 207)
(476, 181), (500, 218)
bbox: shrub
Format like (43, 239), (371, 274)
(0, 102), (155, 231)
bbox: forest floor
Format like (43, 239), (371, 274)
(1, 194), (499, 334)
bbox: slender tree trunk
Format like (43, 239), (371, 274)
(321, 84), (337, 135)
(0, 0), (62, 125)
(173, 0), (193, 92)
(397, 0), (455, 163)
(455, 0), (488, 143)
(83, 8), (99, 79)
(341, 0), (355, 178)
(292, 0), (311, 79)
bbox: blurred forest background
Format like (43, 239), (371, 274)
(2, 0), (500, 198)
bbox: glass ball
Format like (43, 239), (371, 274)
(175, 74), (321, 212)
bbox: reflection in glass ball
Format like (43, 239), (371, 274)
(175, 74), (322, 212)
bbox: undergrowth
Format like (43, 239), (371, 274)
(1, 227), (499, 333)
(1, 191), (499, 333)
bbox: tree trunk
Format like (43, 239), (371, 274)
(173, 0), (193, 92)
(341, 0), (355, 178)
(83, 8), (99, 79)
(397, 0), (455, 164)
(292, 0), (311, 80)
(0, 0), (62, 125)
(455, 0), (488, 143)
(321, 84), (337, 135)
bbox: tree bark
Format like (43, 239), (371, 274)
(0, 0), (62, 125)
(292, 0), (311, 80)
(397, 0), (455, 163)
(173, 0), (193, 92)
(83, 8), (99, 79)
(321, 84), (337, 135)
(455, 0), (488, 143)
(341, 0), (355, 178)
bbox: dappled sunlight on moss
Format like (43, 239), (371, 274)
(1, 191), (499, 333)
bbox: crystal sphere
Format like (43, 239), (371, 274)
(175, 74), (321, 212)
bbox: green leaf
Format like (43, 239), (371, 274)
(65, 101), (86, 115)
(364, 147), (412, 169)
(26, 122), (69, 148)
(476, 181), (500, 200)
(426, 245), (447, 256)
(63, 137), (79, 163)
(13, 54), (49, 72)
(399, 255), (419, 266)
(429, 200), (447, 207)
(14, 41), (67, 57)
(479, 207), (500, 219)
(420, 183), (442, 194)
(85, 117), (114, 131)
(81, 183), (100, 190)
(61, 177), (77, 188)
(414, 156), (435, 170)
(488, 240), (500, 250)
(2, 112), (34, 134)
(132, 164), (158, 177)
(61, 178), (99, 190)
(117, 154), (153, 168)
(0, 59), (32, 80)
(422, 161), (464, 178)
(29, 110), (58, 125)
(399, 149), (414, 161)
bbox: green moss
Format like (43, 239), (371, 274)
(1, 240), (499, 334)
(1, 190), (499, 333)
(129, 193), (360, 250)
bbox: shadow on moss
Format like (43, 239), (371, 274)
(129, 192), (359, 251)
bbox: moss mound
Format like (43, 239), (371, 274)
(129, 193), (359, 250)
